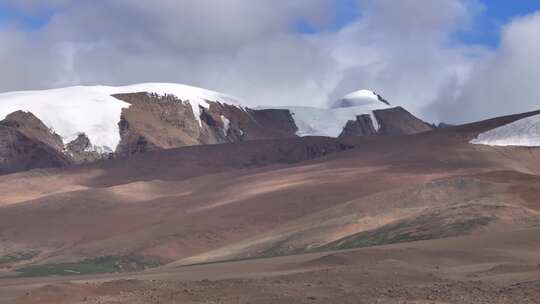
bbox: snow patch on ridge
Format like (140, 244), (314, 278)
(0, 83), (241, 151)
(369, 111), (380, 131)
(471, 114), (540, 147)
(220, 115), (230, 136)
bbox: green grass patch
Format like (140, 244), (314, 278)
(320, 215), (494, 251)
(0, 250), (40, 265)
(318, 228), (433, 252)
(16, 255), (161, 277)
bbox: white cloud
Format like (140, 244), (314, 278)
(0, 0), (341, 107)
(0, 0), (539, 124)
(322, 0), (485, 115)
(428, 11), (540, 123)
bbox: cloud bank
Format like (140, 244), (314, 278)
(0, 0), (539, 123)
(428, 11), (540, 122)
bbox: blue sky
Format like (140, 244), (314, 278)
(0, 4), (54, 30)
(459, 0), (540, 46)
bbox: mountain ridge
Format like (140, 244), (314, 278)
(0, 83), (433, 174)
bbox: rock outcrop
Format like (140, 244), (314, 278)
(0, 112), (70, 174)
(65, 133), (111, 163)
(339, 114), (377, 137)
(113, 93), (298, 157)
(374, 107), (433, 136)
(339, 107), (433, 138)
(0, 111), (64, 151)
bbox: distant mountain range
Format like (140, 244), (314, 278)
(0, 83), (434, 174)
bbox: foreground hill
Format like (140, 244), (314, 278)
(3, 215), (540, 303)
(0, 108), (539, 276)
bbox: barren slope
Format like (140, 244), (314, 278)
(3, 227), (540, 304)
(0, 110), (539, 276)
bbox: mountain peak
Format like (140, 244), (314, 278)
(332, 90), (390, 109)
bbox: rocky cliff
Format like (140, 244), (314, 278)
(113, 92), (298, 157)
(339, 114), (378, 137)
(0, 112), (70, 174)
(374, 107), (433, 136)
(339, 107), (433, 138)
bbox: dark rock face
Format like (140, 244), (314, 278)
(339, 107), (433, 138)
(339, 114), (377, 138)
(0, 111), (105, 169)
(65, 133), (110, 164)
(0, 111), (71, 174)
(375, 93), (390, 106)
(0, 111), (64, 152)
(66, 133), (92, 153)
(374, 107), (433, 136)
(0, 123), (69, 175)
(113, 93), (298, 157)
(248, 109), (299, 138)
(201, 102), (298, 143)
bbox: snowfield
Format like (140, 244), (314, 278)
(471, 114), (540, 147)
(273, 90), (391, 137)
(0, 83), (241, 150)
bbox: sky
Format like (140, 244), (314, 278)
(0, 0), (540, 123)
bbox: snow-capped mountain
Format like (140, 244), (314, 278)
(0, 83), (242, 151)
(0, 84), (433, 174)
(270, 90), (390, 137)
(331, 89), (390, 108)
(471, 113), (540, 147)
(0, 83), (298, 173)
(272, 89), (431, 137)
